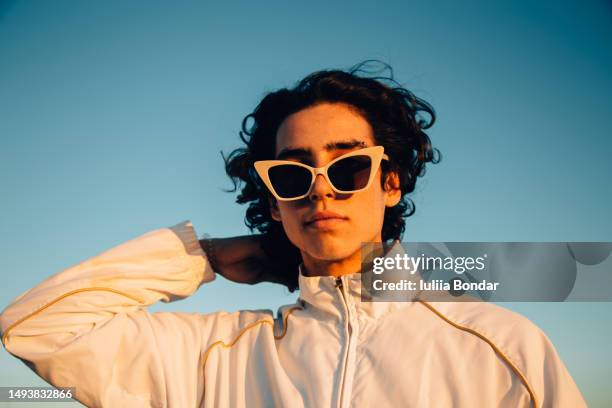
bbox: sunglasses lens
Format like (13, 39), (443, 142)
(328, 155), (372, 191)
(268, 164), (312, 199)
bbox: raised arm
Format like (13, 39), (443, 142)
(0, 221), (220, 407)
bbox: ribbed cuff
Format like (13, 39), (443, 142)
(169, 220), (216, 285)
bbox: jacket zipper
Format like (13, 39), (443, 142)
(336, 276), (353, 408)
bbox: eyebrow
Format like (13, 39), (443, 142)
(275, 139), (368, 160)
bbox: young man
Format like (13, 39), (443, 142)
(1, 62), (586, 407)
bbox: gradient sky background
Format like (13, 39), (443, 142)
(1, 0), (611, 406)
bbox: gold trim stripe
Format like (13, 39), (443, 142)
(418, 300), (538, 408)
(2, 287), (146, 346)
(2, 292), (538, 406)
(198, 305), (303, 405)
(201, 305), (303, 367)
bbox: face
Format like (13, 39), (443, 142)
(269, 102), (401, 263)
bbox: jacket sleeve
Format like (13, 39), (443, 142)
(0, 220), (219, 407)
(533, 329), (588, 408)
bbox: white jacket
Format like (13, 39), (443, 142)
(0, 221), (587, 408)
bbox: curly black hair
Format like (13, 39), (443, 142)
(222, 60), (441, 291)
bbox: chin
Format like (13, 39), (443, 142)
(302, 234), (360, 261)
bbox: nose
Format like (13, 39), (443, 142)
(308, 174), (335, 201)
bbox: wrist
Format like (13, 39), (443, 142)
(200, 234), (221, 273)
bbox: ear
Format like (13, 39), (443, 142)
(268, 196), (282, 222)
(383, 171), (402, 207)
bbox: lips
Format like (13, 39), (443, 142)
(304, 210), (348, 225)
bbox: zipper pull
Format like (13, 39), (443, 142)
(335, 276), (343, 288)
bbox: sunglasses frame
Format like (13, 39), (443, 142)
(254, 145), (389, 201)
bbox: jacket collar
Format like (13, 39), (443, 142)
(297, 240), (419, 319)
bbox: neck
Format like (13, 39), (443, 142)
(300, 232), (385, 277)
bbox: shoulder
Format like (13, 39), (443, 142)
(196, 301), (304, 358)
(196, 300), (304, 342)
(422, 301), (546, 351)
(420, 301), (553, 370)
(419, 301), (586, 407)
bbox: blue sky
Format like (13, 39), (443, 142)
(1, 1), (611, 406)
